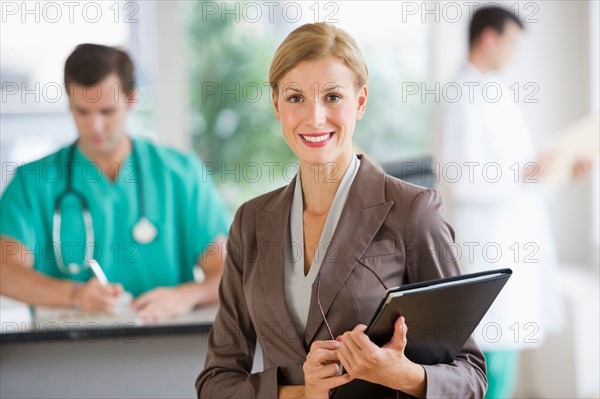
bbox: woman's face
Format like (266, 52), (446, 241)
(273, 56), (367, 167)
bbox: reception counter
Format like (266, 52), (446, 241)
(0, 297), (263, 398)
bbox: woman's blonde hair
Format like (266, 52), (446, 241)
(268, 23), (368, 94)
(269, 23), (381, 169)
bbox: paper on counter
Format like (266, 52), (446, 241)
(34, 292), (142, 329)
(0, 296), (33, 333)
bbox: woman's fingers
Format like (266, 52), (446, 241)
(307, 340), (341, 365)
(336, 347), (352, 373)
(309, 340), (341, 353)
(383, 315), (409, 351)
(322, 372), (354, 390)
(312, 348), (339, 363)
(303, 339), (355, 398)
(308, 361), (342, 380)
(305, 342), (343, 377)
(341, 330), (363, 353)
(338, 335), (357, 366)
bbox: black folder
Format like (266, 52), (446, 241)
(330, 268), (512, 399)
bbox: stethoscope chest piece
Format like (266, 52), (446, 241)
(67, 262), (82, 274)
(133, 217), (157, 244)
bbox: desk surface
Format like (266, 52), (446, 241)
(0, 296), (219, 343)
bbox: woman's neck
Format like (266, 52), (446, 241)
(299, 151), (353, 216)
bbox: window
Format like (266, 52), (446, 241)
(183, 1), (431, 210)
(0, 0), (153, 192)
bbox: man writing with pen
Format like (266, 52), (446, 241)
(0, 44), (230, 322)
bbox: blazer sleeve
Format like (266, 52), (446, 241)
(195, 204), (282, 399)
(405, 189), (488, 399)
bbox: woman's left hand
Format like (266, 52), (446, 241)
(336, 315), (425, 396)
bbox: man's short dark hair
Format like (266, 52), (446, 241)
(64, 43), (136, 96)
(469, 6), (524, 47)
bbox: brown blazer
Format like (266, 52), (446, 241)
(196, 155), (487, 399)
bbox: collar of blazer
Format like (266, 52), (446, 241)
(256, 154), (394, 351)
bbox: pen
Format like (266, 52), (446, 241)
(88, 258), (109, 285)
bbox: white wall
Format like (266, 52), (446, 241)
(429, 0), (595, 266)
(133, 2), (188, 151)
(590, 0), (600, 269)
(506, 1), (592, 266)
(429, 4), (598, 396)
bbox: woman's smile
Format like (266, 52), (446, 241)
(299, 132), (335, 147)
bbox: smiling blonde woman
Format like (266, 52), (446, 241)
(196, 23), (487, 399)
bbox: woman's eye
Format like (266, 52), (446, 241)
(326, 94), (341, 103)
(287, 95), (302, 103)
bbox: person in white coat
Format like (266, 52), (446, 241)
(439, 7), (557, 399)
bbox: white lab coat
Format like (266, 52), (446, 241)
(437, 63), (562, 351)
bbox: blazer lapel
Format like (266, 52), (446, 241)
(255, 177), (307, 356)
(303, 156), (393, 346)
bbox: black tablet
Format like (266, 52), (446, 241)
(330, 268), (512, 399)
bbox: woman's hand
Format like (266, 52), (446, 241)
(303, 340), (354, 399)
(336, 316), (426, 398)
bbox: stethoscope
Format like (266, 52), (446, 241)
(52, 140), (158, 275)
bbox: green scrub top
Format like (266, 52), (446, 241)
(0, 138), (230, 297)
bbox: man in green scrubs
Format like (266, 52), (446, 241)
(0, 44), (229, 322)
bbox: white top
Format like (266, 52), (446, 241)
(437, 63), (561, 350)
(284, 154), (361, 334)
